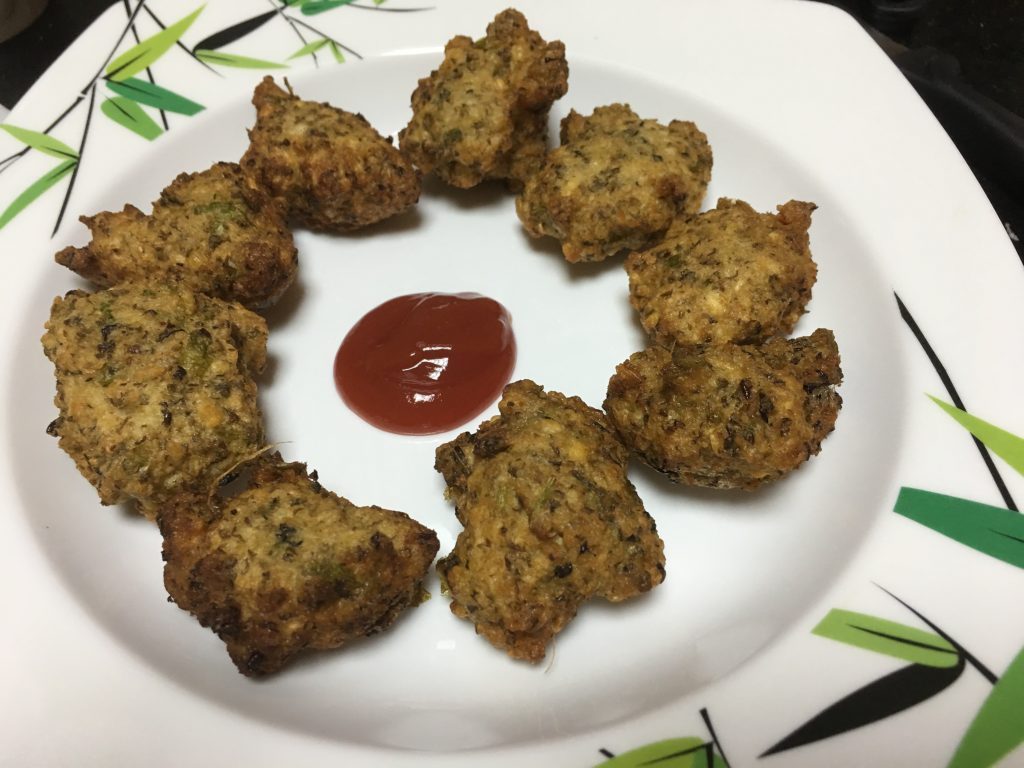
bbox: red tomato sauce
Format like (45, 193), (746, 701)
(334, 292), (516, 435)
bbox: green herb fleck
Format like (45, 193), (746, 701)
(181, 329), (212, 376)
(98, 364), (118, 386)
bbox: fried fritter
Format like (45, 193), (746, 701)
(516, 104), (712, 262)
(398, 8), (568, 190)
(435, 379), (665, 663)
(626, 198), (817, 346)
(55, 162), (296, 311)
(604, 330), (842, 490)
(41, 281), (267, 517)
(240, 76), (420, 232)
(159, 456), (439, 676)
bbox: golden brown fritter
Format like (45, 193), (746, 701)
(516, 104), (712, 262)
(435, 379), (665, 663)
(626, 198), (817, 346)
(55, 162), (297, 311)
(41, 281), (267, 518)
(398, 8), (568, 190)
(604, 330), (842, 490)
(240, 76), (420, 232)
(159, 456), (439, 676)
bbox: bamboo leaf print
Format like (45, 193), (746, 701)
(897, 294), (1018, 510)
(948, 644), (1024, 768)
(288, 38), (329, 60)
(101, 97), (163, 141)
(302, 0), (357, 15)
(106, 5), (205, 82)
(104, 78), (204, 116)
(0, 125), (78, 159)
(0, 159), (76, 230)
(894, 487), (1024, 569)
(194, 50), (288, 69)
(761, 660), (965, 757)
(190, 10), (277, 53)
(598, 737), (726, 768)
(328, 40), (345, 63)
(929, 395), (1024, 477)
(812, 609), (959, 668)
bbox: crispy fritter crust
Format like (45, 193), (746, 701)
(240, 77), (420, 232)
(159, 456), (439, 676)
(604, 330), (842, 490)
(626, 198), (817, 346)
(399, 8), (568, 189)
(55, 162), (297, 311)
(435, 379), (665, 663)
(516, 104), (712, 262)
(41, 282), (267, 517)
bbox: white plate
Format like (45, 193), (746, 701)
(2, 1), (1022, 766)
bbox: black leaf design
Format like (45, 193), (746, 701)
(191, 11), (277, 53)
(761, 658), (965, 758)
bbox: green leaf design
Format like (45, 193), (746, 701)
(929, 395), (1024, 477)
(328, 40), (346, 63)
(287, 38), (329, 60)
(101, 97), (164, 141)
(597, 738), (725, 768)
(894, 487), (1024, 569)
(949, 644), (1024, 768)
(0, 159), (76, 230)
(302, 0), (356, 15)
(0, 125), (78, 159)
(194, 50), (288, 69)
(105, 78), (204, 116)
(813, 609), (958, 668)
(105, 6), (205, 82)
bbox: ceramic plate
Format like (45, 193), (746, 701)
(1, 1), (1022, 766)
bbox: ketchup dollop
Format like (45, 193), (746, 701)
(334, 292), (516, 435)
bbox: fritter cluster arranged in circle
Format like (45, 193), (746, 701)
(516, 103), (713, 262)
(435, 380), (665, 662)
(40, 8), (843, 675)
(55, 162), (297, 310)
(399, 8), (568, 190)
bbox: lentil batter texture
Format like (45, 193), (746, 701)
(159, 456), (439, 676)
(435, 380), (665, 662)
(41, 281), (268, 518)
(516, 103), (712, 262)
(241, 77), (420, 232)
(604, 330), (842, 489)
(55, 162), (297, 310)
(399, 8), (568, 190)
(626, 198), (817, 346)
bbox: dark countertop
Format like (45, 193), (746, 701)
(0, 0), (116, 108)
(1, 0), (1022, 263)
